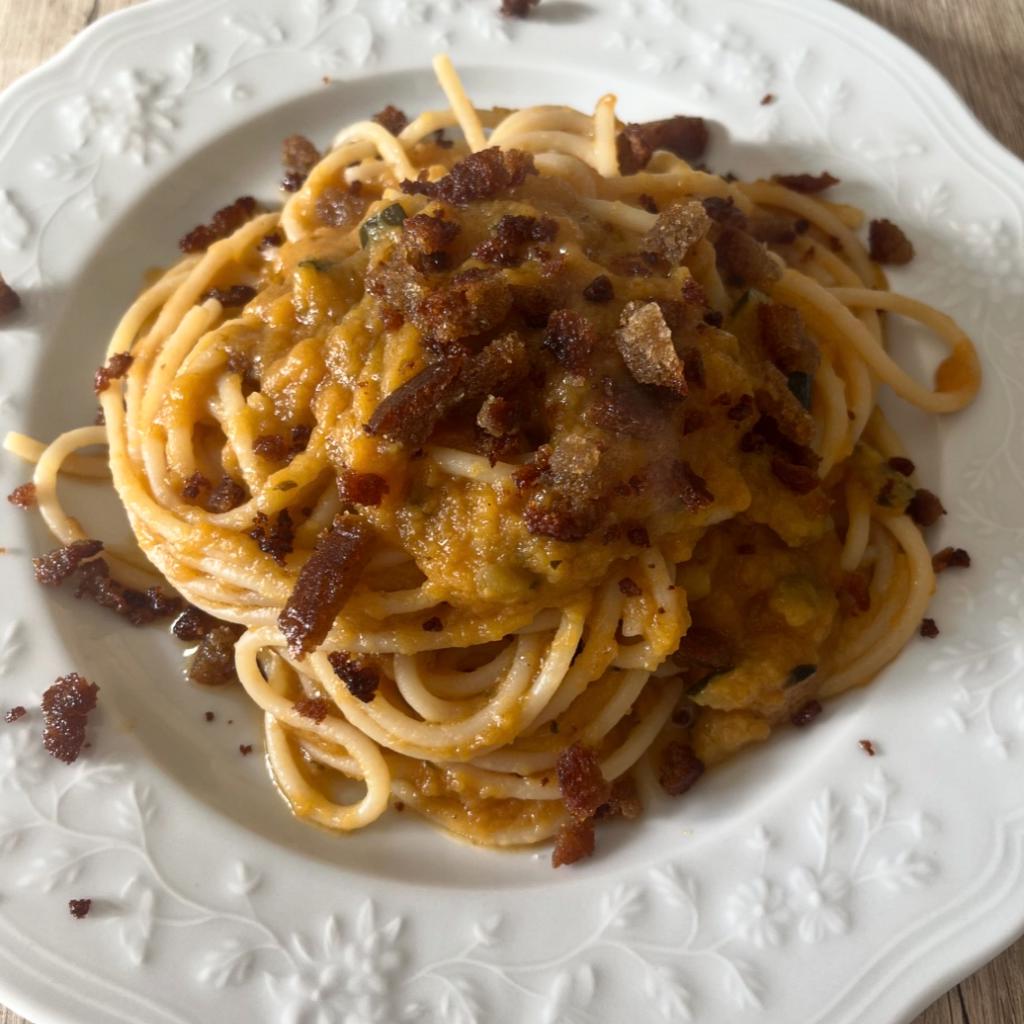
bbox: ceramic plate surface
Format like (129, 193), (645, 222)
(0, 1), (1022, 1022)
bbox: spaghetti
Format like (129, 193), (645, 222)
(6, 56), (980, 863)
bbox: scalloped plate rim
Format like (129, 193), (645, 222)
(0, 2), (1022, 1023)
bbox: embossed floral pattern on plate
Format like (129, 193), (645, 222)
(0, 2), (1023, 1023)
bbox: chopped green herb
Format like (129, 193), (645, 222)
(787, 371), (813, 409)
(730, 287), (768, 316)
(359, 203), (407, 247)
(785, 663), (817, 687)
(298, 258), (333, 272)
(686, 671), (726, 697)
(731, 289), (752, 315)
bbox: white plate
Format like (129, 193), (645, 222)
(0, 1), (1022, 1022)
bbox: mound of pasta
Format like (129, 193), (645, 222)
(9, 57), (979, 865)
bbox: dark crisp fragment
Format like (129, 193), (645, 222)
(282, 134), (320, 180)
(543, 309), (599, 372)
(188, 623), (244, 686)
(412, 266), (513, 347)
(658, 741), (704, 796)
(521, 435), (607, 542)
(403, 210), (461, 254)
(327, 651), (380, 702)
(68, 899), (92, 919)
(182, 472), (210, 501)
(248, 510), (295, 566)
(459, 331), (530, 399)
(0, 273), (21, 317)
(259, 230), (284, 250)
(93, 352), (133, 394)
(641, 200), (711, 264)
(682, 348), (705, 389)
(207, 475), (247, 513)
(587, 377), (659, 438)
(920, 617), (940, 639)
(239, 744), (253, 756)
(714, 226), (782, 290)
(839, 571), (871, 615)
(771, 456), (819, 494)
(510, 283), (555, 327)
(401, 147), (536, 206)
(501, 0), (539, 16)
(618, 577), (642, 597)
(338, 468), (389, 507)
(5, 706), (26, 723)
(859, 739), (877, 756)
(204, 711), (215, 722)
(556, 743), (611, 820)
(702, 196), (747, 229)
(179, 196), (257, 254)
(7, 482), (36, 508)
(315, 183), (368, 228)
(757, 302), (819, 376)
(932, 546), (971, 572)
(888, 456), (915, 477)
(755, 364), (814, 445)
(523, 499), (599, 542)
(200, 284), (257, 308)
(672, 460), (714, 511)
(598, 775), (643, 820)
(615, 301), (687, 395)
(616, 116), (709, 174)
(294, 696), (331, 722)
(365, 356), (463, 446)
(289, 424), (312, 458)
(253, 433), (289, 462)
(551, 819), (596, 867)
(41, 673), (99, 764)
(673, 625), (734, 686)
(33, 539), (104, 586)
(422, 615), (443, 632)
(791, 699), (823, 727)
(582, 274), (614, 303)
(727, 393), (755, 421)
(278, 515), (374, 656)
(741, 413), (820, 466)
(372, 104), (409, 135)
(869, 218), (914, 264)
(171, 604), (217, 642)
(227, 349), (261, 394)
(627, 524), (650, 548)
(773, 171), (840, 193)
(907, 488), (946, 527)
(473, 214), (557, 266)
(477, 395), (519, 437)
(73, 557), (183, 625)
(749, 213), (799, 244)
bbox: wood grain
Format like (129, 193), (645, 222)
(0, 1), (1020, 1022)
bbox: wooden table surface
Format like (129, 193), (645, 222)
(0, 1), (1021, 1022)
